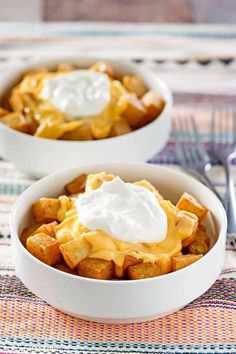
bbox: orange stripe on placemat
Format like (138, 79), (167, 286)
(0, 298), (235, 344)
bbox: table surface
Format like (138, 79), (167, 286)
(0, 23), (235, 354)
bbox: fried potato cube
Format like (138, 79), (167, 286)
(90, 61), (114, 78)
(198, 224), (210, 247)
(25, 67), (48, 76)
(176, 192), (208, 221)
(0, 108), (9, 117)
(60, 237), (91, 269)
(35, 121), (81, 140)
(20, 223), (42, 247)
(110, 80), (127, 106)
(114, 256), (142, 278)
(86, 172), (115, 191)
(128, 262), (160, 280)
(64, 173), (87, 195)
(176, 210), (198, 248)
(156, 254), (172, 275)
(122, 76), (147, 98)
(32, 198), (60, 223)
(141, 90), (165, 124)
(124, 255), (142, 272)
(119, 93), (147, 127)
(60, 122), (93, 141)
(188, 225), (209, 255)
(34, 221), (58, 238)
(171, 254), (203, 271)
(78, 258), (115, 280)
(0, 112), (30, 133)
(115, 257), (142, 278)
(110, 118), (132, 137)
(54, 262), (77, 275)
(114, 264), (124, 278)
(26, 233), (61, 266)
(57, 63), (75, 72)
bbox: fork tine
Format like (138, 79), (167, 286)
(177, 116), (193, 163)
(233, 109), (236, 146)
(218, 110), (224, 145)
(184, 116), (199, 162)
(210, 110), (216, 148)
(190, 115), (204, 159)
(172, 119), (187, 165)
(223, 109), (229, 145)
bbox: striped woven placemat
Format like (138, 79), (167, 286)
(0, 24), (236, 353)
(0, 92), (235, 354)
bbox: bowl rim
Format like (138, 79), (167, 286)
(0, 57), (173, 144)
(10, 162), (227, 285)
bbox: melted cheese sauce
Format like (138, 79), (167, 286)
(54, 178), (198, 267)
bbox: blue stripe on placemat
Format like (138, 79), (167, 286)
(0, 337), (235, 354)
(42, 29), (236, 40)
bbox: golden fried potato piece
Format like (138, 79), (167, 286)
(35, 121), (81, 140)
(128, 262), (160, 280)
(124, 255), (142, 272)
(0, 108), (9, 117)
(86, 172), (115, 191)
(141, 90), (165, 124)
(60, 122), (93, 141)
(188, 225), (209, 255)
(26, 233), (61, 266)
(24, 112), (38, 135)
(54, 262), (77, 275)
(90, 117), (113, 139)
(119, 94), (147, 127)
(171, 254), (203, 271)
(32, 198), (60, 223)
(25, 67), (48, 76)
(90, 61), (114, 78)
(122, 76), (147, 98)
(0, 112), (30, 133)
(34, 221), (58, 238)
(65, 173), (87, 195)
(114, 264), (124, 278)
(176, 210), (198, 248)
(20, 223), (42, 247)
(114, 256), (142, 279)
(35, 122), (62, 139)
(156, 254), (172, 275)
(110, 80), (127, 106)
(78, 258), (115, 280)
(110, 118), (131, 137)
(176, 192), (208, 221)
(57, 63), (75, 72)
(60, 237), (91, 269)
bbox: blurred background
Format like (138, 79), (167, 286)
(1, 0), (236, 23)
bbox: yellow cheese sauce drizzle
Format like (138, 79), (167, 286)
(55, 175), (198, 268)
(9, 71), (128, 140)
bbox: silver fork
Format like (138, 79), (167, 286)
(173, 115), (223, 203)
(209, 109), (236, 234)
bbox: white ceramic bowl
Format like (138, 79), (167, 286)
(0, 58), (172, 177)
(11, 162), (227, 324)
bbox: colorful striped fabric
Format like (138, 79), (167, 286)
(0, 23), (236, 354)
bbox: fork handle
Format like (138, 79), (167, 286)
(224, 158), (236, 234)
(189, 169), (224, 204)
(201, 172), (224, 205)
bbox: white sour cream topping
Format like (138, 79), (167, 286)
(76, 177), (167, 244)
(40, 70), (111, 118)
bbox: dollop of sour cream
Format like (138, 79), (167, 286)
(76, 177), (167, 244)
(40, 70), (111, 118)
